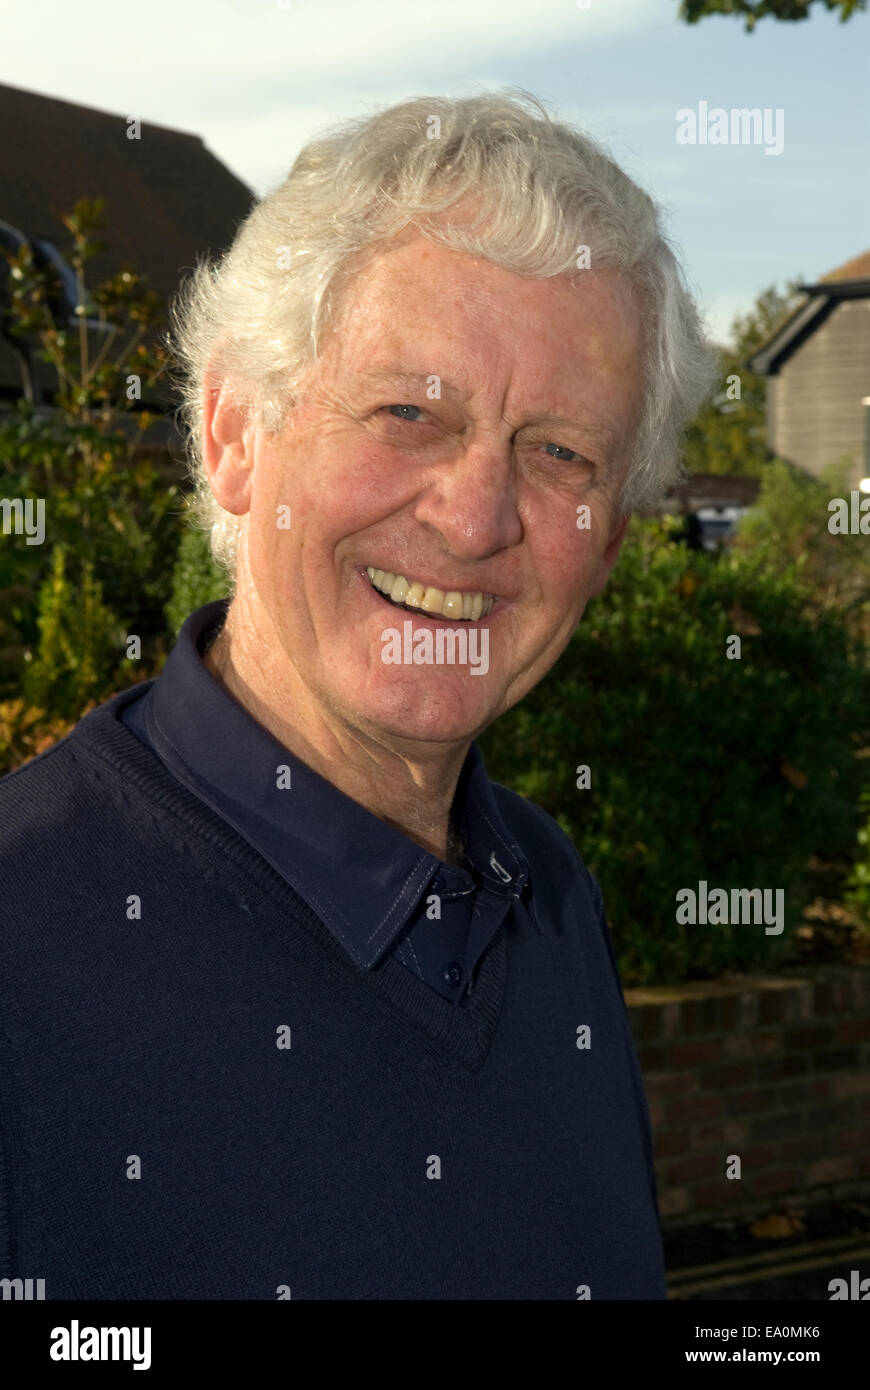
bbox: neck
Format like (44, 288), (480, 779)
(202, 601), (471, 864)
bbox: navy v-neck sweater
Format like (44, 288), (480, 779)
(0, 690), (665, 1299)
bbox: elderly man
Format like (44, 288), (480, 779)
(0, 91), (714, 1300)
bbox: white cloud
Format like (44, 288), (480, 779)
(7, 0), (664, 108)
(0, 0), (664, 201)
(2, 0), (668, 195)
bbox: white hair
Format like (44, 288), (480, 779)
(168, 89), (719, 581)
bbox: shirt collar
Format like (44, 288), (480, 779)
(139, 601), (530, 970)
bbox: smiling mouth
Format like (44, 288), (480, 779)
(365, 566), (495, 620)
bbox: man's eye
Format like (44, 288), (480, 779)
(384, 403), (425, 422)
(544, 442), (580, 462)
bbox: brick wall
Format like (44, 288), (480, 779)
(625, 966), (870, 1224)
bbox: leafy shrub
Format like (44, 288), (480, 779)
(19, 543), (150, 721)
(733, 455), (870, 637)
(845, 785), (870, 941)
(0, 197), (180, 713)
(0, 698), (83, 778)
(0, 404), (181, 701)
(165, 524), (229, 635)
(479, 517), (870, 986)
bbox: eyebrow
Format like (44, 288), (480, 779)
(358, 368), (466, 400)
(357, 369), (618, 454)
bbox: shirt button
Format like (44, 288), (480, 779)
(433, 875), (446, 893)
(443, 961), (463, 988)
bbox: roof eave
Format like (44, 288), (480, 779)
(745, 295), (830, 376)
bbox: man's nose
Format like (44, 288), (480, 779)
(412, 434), (524, 561)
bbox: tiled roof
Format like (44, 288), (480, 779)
(820, 249), (870, 283)
(0, 82), (254, 396)
(0, 82), (253, 304)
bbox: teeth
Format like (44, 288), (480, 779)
(365, 566), (494, 619)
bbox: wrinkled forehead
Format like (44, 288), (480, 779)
(316, 233), (644, 453)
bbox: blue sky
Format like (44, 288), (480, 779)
(2, 0), (867, 344)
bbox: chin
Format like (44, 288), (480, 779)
(355, 676), (492, 745)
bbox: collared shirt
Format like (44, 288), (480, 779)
(120, 601), (532, 1006)
(1, 632), (667, 1298)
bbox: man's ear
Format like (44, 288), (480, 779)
(588, 511), (631, 600)
(201, 373), (255, 516)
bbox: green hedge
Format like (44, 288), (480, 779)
(165, 525), (229, 636)
(0, 403), (180, 705)
(479, 517), (870, 986)
(846, 785), (870, 930)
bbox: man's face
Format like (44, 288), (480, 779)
(233, 232), (642, 747)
